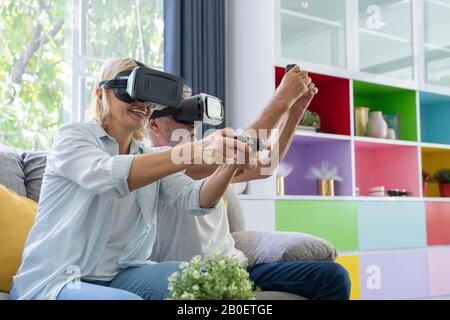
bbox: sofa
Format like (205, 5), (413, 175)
(0, 145), (337, 300)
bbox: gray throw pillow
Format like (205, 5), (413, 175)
(22, 152), (47, 202)
(232, 231), (338, 266)
(0, 147), (26, 197)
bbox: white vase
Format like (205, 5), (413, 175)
(386, 128), (396, 140)
(366, 112), (388, 139)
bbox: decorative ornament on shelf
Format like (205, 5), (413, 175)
(366, 111), (388, 139)
(434, 169), (450, 198)
(386, 128), (396, 140)
(298, 111), (321, 133)
(355, 107), (370, 136)
(276, 162), (294, 197)
(422, 170), (434, 197)
(383, 113), (400, 140)
(305, 161), (343, 197)
(370, 186), (386, 197)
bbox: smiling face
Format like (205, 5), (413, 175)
(93, 58), (154, 141)
(100, 88), (153, 134)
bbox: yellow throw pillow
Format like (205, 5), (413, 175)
(0, 185), (37, 293)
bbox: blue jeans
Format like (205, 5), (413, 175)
(11, 260), (350, 300)
(247, 261), (351, 300)
(10, 262), (181, 300)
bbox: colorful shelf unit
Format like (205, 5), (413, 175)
(283, 135), (353, 197)
(426, 202), (450, 246)
(428, 249), (450, 298)
(270, 199), (450, 299)
(353, 81), (418, 142)
(275, 67), (351, 136)
(243, 66), (450, 300)
(276, 200), (359, 251)
(355, 141), (420, 197)
(421, 147), (450, 198)
(275, 200), (427, 252)
(420, 92), (450, 145)
(358, 250), (429, 300)
(336, 255), (361, 301)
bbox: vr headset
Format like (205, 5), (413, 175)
(151, 93), (225, 126)
(98, 65), (184, 109)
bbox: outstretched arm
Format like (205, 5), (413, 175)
(185, 66), (313, 181)
(230, 85), (318, 182)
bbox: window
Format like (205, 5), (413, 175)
(424, 0), (450, 87)
(279, 0), (347, 69)
(358, 0), (414, 80)
(0, 0), (164, 150)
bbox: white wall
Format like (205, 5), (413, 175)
(225, 0), (277, 196)
(239, 200), (276, 232)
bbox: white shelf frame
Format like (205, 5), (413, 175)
(273, 0), (450, 96)
(260, 0), (450, 203)
(294, 130), (351, 141)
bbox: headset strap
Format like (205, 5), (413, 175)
(151, 108), (179, 119)
(98, 79), (128, 89)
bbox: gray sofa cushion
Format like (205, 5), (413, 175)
(232, 231), (338, 266)
(22, 152), (47, 202)
(0, 146), (26, 197)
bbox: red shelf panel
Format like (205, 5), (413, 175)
(275, 67), (351, 136)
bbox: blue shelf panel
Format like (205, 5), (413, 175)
(420, 92), (450, 145)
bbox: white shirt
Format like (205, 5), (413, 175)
(151, 197), (248, 266)
(84, 192), (140, 281)
(13, 120), (218, 300)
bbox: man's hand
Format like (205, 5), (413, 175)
(291, 80), (319, 114)
(273, 66), (312, 110)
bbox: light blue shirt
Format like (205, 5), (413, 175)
(12, 120), (215, 300)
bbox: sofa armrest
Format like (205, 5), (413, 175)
(232, 231), (338, 266)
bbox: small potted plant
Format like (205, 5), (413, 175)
(167, 254), (258, 300)
(435, 169), (450, 198)
(422, 170), (434, 197)
(298, 111), (321, 133)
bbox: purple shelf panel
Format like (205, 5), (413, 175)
(283, 136), (353, 196)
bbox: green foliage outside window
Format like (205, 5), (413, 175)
(0, 0), (163, 150)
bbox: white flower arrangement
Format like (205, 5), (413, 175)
(305, 161), (344, 182)
(276, 162), (294, 178)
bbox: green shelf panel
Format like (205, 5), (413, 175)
(275, 200), (359, 251)
(353, 81), (418, 142)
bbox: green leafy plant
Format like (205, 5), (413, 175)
(435, 169), (450, 184)
(167, 254), (258, 300)
(299, 111), (321, 130)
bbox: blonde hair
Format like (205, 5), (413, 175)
(92, 57), (146, 140)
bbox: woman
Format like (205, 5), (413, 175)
(10, 58), (252, 300)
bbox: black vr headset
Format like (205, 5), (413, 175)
(151, 93), (225, 126)
(98, 64), (184, 110)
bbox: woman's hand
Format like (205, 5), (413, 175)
(273, 66), (312, 110)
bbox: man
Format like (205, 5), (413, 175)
(148, 67), (351, 300)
